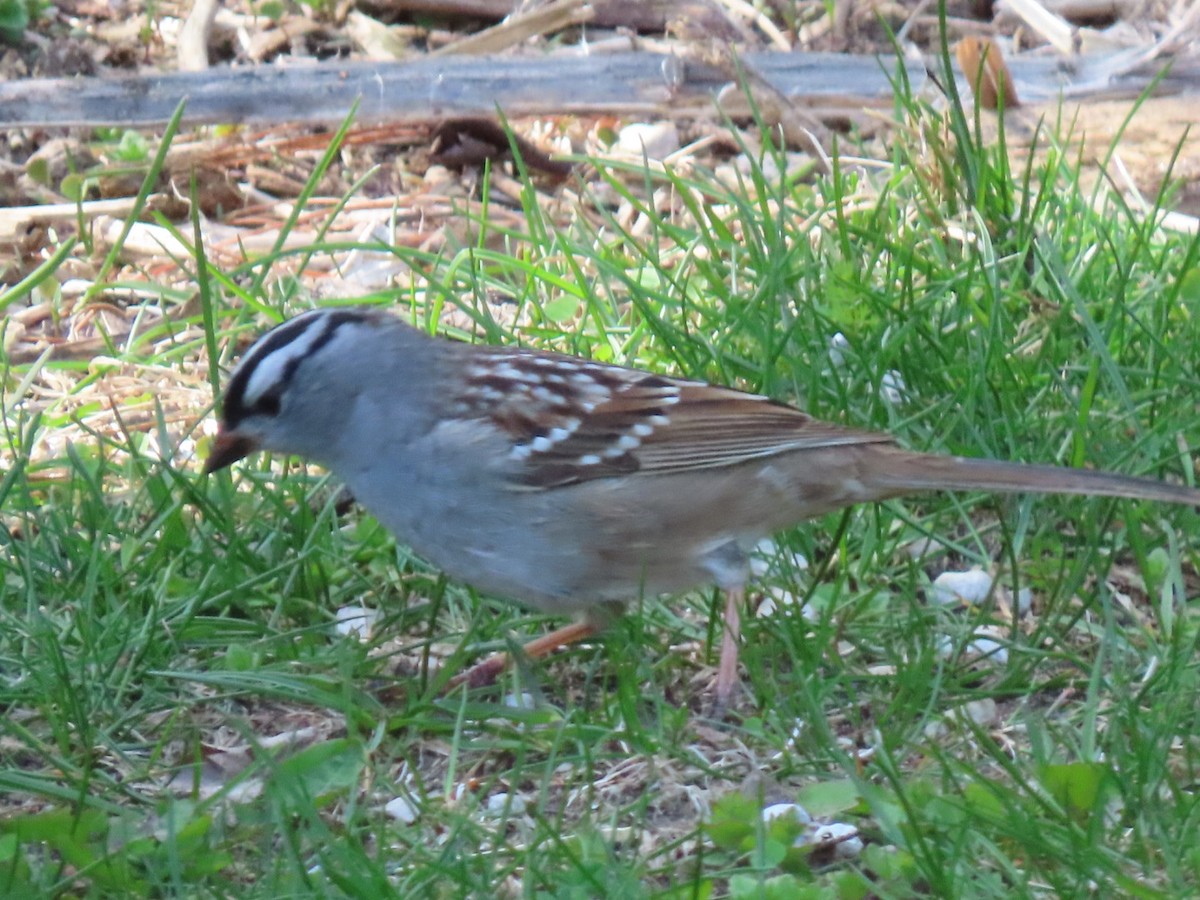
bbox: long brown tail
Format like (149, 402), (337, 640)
(867, 448), (1200, 507)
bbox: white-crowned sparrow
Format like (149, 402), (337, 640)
(204, 306), (1200, 704)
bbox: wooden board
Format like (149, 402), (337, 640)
(0, 52), (922, 129)
(0, 50), (1193, 131)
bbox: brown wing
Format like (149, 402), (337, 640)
(632, 382), (894, 474)
(451, 345), (894, 489)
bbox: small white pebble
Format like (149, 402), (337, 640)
(616, 122), (680, 160)
(937, 633), (1008, 665)
(836, 836), (864, 859)
(929, 697), (1000, 739)
(931, 569), (993, 606)
(963, 698), (998, 726)
(385, 796), (418, 824)
(879, 369), (906, 404)
(504, 692), (536, 710)
(334, 605), (380, 639)
(902, 536), (945, 560)
(424, 164), (453, 187)
(88, 355), (121, 375)
(762, 803), (812, 826)
(486, 793), (528, 816)
(712, 163), (739, 189)
(828, 332), (850, 368)
(751, 540), (809, 580)
(967, 637), (1008, 664)
(1015, 587), (1033, 615)
(854, 745), (876, 763)
(756, 590), (791, 618)
(732, 151), (813, 182)
(806, 822), (863, 858)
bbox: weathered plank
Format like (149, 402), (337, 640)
(0, 52), (922, 129)
(0, 50), (1191, 131)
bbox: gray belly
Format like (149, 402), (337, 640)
(340, 470), (747, 615)
(332, 423), (794, 614)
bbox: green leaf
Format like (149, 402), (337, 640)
(1178, 267), (1200, 305)
(832, 869), (873, 900)
(541, 293), (581, 322)
(657, 881), (713, 900)
(962, 781), (1008, 823)
(2, 807), (106, 850)
(257, 0), (285, 20)
(113, 130), (150, 163)
(1143, 546), (1170, 597)
(273, 738), (366, 802)
(796, 779), (861, 817)
(25, 156), (49, 185)
(222, 643), (262, 671)
(707, 793), (758, 850)
(862, 844), (917, 883)
(758, 837), (788, 869)
(0, 833), (31, 888)
(0, 0), (29, 44)
(1038, 762), (1108, 819)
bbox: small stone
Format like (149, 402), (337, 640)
(966, 636), (1008, 664)
(936, 632), (1009, 665)
(902, 536), (947, 561)
(762, 803), (812, 826)
(734, 151), (814, 182)
(503, 692), (535, 709)
(930, 569), (993, 606)
(486, 793), (528, 816)
(1015, 587), (1033, 615)
(828, 332), (850, 368)
(880, 369), (906, 404)
(335, 605), (379, 639)
(617, 122), (680, 160)
(751, 539), (809, 579)
(424, 164), (453, 186)
(963, 698), (998, 725)
(756, 589), (794, 618)
(385, 796), (418, 824)
(807, 822), (863, 858)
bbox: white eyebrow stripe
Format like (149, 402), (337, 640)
(241, 314), (331, 406)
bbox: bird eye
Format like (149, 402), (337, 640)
(256, 393), (281, 417)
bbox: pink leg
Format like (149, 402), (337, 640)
(715, 587), (744, 708)
(447, 620), (599, 690)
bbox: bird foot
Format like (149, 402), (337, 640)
(443, 620), (600, 693)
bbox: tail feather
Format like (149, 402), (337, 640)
(869, 449), (1200, 507)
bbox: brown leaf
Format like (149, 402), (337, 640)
(956, 37), (1020, 110)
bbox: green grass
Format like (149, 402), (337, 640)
(4, 51), (1200, 899)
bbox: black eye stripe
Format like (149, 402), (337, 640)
(221, 314), (323, 427)
(219, 309), (381, 427)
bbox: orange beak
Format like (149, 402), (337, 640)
(204, 429), (257, 474)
